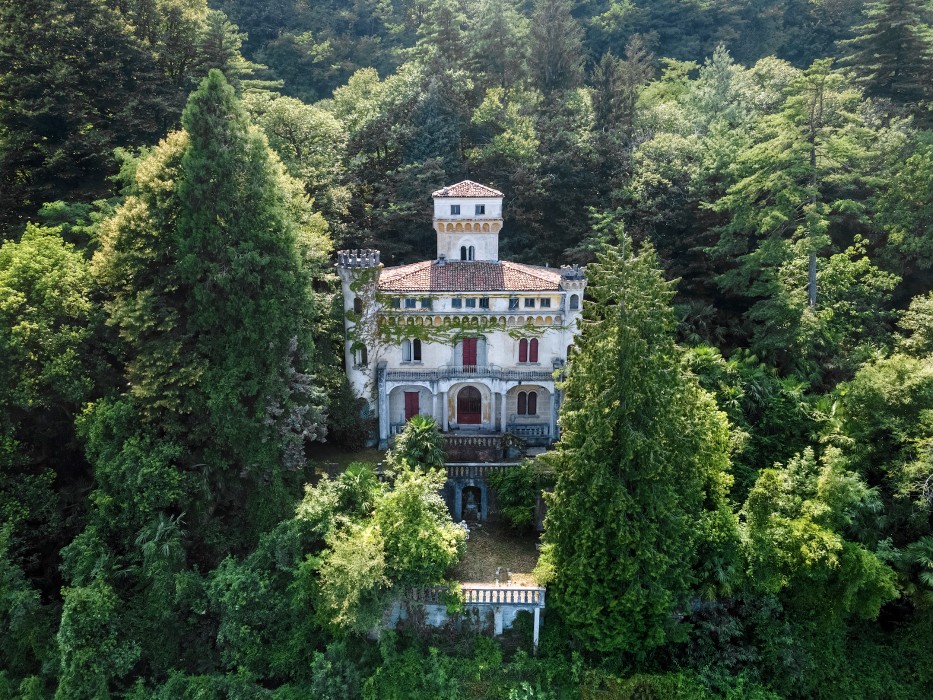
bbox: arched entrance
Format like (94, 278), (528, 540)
(457, 386), (481, 424)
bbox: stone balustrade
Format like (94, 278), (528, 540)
(409, 584), (545, 608)
(386, 364), (554, 383)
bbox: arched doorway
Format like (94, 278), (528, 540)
(457, 386), (481, 424)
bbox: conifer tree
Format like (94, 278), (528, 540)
(840, 0), (933, 112)
(529, 0), (585, 94)
(92, 70), (331, 548)
(538, 240), (738, 658)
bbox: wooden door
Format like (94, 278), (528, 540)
(457, 387), (481, 424)
(404, 391), (420, 421)
(462, 337), (477, 369)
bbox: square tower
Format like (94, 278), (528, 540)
(432, 181), (504, 262)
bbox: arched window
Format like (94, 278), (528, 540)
(527, 391), (538, 415)
(353, 297), (363, 314)
(518, 338), (528, 363)
(357, 345), (368, 365)
(412, 338), (422, 361)
(529, 338), (539, 363)
(460, 245), (467, 261)
(517, 391), (527, 415)
(468, 245), (475, 260)
(569, 294), (579, 310)
(402, 339), (412, 362)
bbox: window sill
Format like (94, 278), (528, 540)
(400, 361), (424, 366)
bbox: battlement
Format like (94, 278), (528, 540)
(560, 265), (585, 280)
(336, 249), (381, 269)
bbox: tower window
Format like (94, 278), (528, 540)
(569, 294), (579, 310)
(353, 297), (362, 314)
(468, 245), (475, 260)
(475, 204), (485, 215)
(412, 338), (422, 361)
(460, 245), (467, 261)
(451, 205), (460, 215)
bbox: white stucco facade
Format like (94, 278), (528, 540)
(337, 181), (586, 448)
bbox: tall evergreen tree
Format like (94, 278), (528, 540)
(840, 0), (933, 113)
(91, 70), (331, 551)
(538, 240), (738, 658)
(529, 0), (585, 94)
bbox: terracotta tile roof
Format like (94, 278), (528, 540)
(379, 261), (561, 293)
(432, 180), (504, 198)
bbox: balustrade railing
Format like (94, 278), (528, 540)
(409, 585), (545, 607)
(385, 364), (554, 382)
(505, 423), (549, 438)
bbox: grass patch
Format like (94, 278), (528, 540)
(450, 521), (540, 586)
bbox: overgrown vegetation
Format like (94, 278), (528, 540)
(2, 0), (933, 697)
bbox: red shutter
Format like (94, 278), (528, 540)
(463, 337), (477, 368)
(404, 392), (419, 421)
(517, 392), (527, 415)
(529, 339), (539, 363)
(518, 339), (528, 363)
(528, 391), (537, 415)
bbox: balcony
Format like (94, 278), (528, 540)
(385, 364), (555, 383)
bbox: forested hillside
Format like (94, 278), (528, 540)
(2, 0), (933, 698)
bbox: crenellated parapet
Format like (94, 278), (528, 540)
(559, 265), (586, 294)
(336, 249), (381, 269)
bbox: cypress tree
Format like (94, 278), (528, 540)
(538, 241), (738, 658)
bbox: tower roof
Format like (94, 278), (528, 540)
(432, 180), (503, 198)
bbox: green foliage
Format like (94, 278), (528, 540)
(55, 581), (140, 700)
(387, 416), (446, 470)
(488, 462), (540, 529)
(539, 239), (739, 658)
(375, 466), (466, 588)
(90, 70), (331, 552)
(312, 523), (390, 634)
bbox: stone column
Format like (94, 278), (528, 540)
(377, 362), (389, 449)
(441, 390), (448, 431)
(533, 607), (541, 654)
(500, 390), (508, 433)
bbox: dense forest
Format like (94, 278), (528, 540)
(2, 0), (933, 697)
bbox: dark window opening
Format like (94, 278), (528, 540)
(391, 298), (401, 309)
(412, 338), (422, 361)
(466, 298), (477, 308)
(540, 298), (551, 308)
(524, 298), (535, 308)
(420, 297), (432, 309)
(509, 297), (519, 310)
(519, 339), (528, 363)
(479, 297), (490, 309)
(452, 297), (462, 308)
(460, 245), (467, 260)
(405, 298), (416, 308)
(569, 294), (579, 310)
(451, 204), (460, 215)
(476, 204), (485, 215)
(353, 297), (363, 314)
